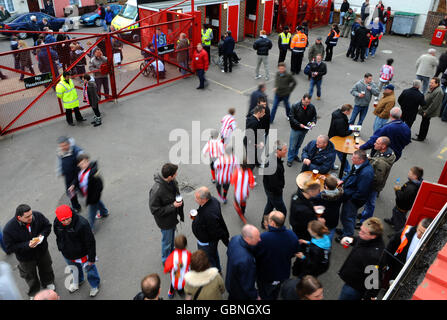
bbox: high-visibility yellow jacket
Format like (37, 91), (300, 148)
(201, 28), (213, 46)
(279, 32), (292, 46)
(56, 78), (79, 109)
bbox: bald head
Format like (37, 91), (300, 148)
(194, 186), (211, 206)
(34, 289), (60, 300)
(241, 224), (261, 246)
(268, 211), (285, 228)
(374, 136), (391, 152)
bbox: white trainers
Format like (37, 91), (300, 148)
(90, 287), (99, 297)
(46, 283), (56, 291)
(68, 283), (79, 293)
(255, 75), (262, 79)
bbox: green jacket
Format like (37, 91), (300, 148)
(344, 11), (357, 26)
(419, 85), (444, 118)
(274, 72), (297, 97)
(369, 148), (396, 192)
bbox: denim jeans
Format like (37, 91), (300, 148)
(287, 129), (307, 163)
(161, 228), (175, 265)
(88, 200), (109, 230)
(263, 191), (287, 217)
(416, 75), (429, 95)
(197, 241), (221, 273)
(309, 78), (322, 98)
(0, 226), (5, 253)
(328, 228), (336, 242)
(360, 191), (377, 223)
(329, 11), (334, 24)
(270, 94), (291, 123)
(65, 258), (100, 288)
(365, 45), (377, 58)
(373, 117), (388, 133)
(336, 151), (351, 173)
(339, 11), (345, 25)
(349, 105), (369, 125)
(338, 283), (363, 300)
(340, 199), (359, 237)
(101, 19), (107, 32)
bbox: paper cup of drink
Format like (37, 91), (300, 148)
(342, 237), (353, 248)
(315, 206), (325, 216)
(190, 209), (198, 220)
(176, 195), (183, 203)
(312, 169), (319, 178)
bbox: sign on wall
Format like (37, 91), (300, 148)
(24, 73), (53, 89)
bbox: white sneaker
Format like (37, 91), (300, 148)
(68, 283), (79, 293)
(221, 69), (225, 72)
(46, 283), (56, 291)
(90, 287), (99, 297)
(255, 75), (262, 79)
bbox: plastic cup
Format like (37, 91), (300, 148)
(190, 209), (198, 220)
(176, 195), (183, 203)
(312, 169), (319, 179)
(342, 237), (353, 249)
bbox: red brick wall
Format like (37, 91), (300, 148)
(423, 11), (445, 39)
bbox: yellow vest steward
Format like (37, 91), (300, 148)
(279, 32), (291, 45)
(56, 78), (79, 109)
(201, 28), (212, 46)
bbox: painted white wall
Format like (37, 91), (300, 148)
(11, 0), (31, 14)
(334, 0), (436, 35)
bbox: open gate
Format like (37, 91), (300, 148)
(276, 0), (332, 32)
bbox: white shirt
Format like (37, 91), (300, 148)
(150, 60), (165, 72)
(406, 234), (420, 261)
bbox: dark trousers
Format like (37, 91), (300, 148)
(65, 179), (81, 210)
(291, 51), (304, 74)
(92, 106), (101, 117)
(402, 113), (417, 129)
(354, 46), (366, 61)
(65, 107), (84, 124)
(216, 183), (230, 200)
(223, 53), (233, 72)
(278, 48), (288, 63)
(391, 206), (408, 232)
(257, 280), (282, 300)
(19, 65), (35, 80)
(203, 45), (211, 63)
(346, 41), (356, 58)
(197, 241), (221, 273)
(197, 69), (205, 88)
(325, 45), (334, 61)
(417, 116), (431, 140)
(95, 77), (109, 99)
(263, 190), (287, 217)
(17, 249), (55, 297)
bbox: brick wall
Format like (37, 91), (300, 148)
(423, 11), (445, 39)
(256, 1), (265, 36)
(239, 0), (246, 41)
(198, 6), (206, 27)
(221, 5), (228, 38)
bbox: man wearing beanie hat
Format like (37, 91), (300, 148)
(53, 205), (101, 297)
(3, 204), (55, 299)
(372, 84), (396, 132)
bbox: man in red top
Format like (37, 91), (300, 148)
(191, 43), (209, 89)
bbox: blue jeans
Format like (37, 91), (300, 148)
(0, 226), (6, 253)
(328, 228), (336, 242)
(340, 199), (359, 237)
(336, 151), (351, 173)
(360, 191), (377, 222)
(339, 283), (363, 300)
(287, 129), (307, 163)
(373, 117), (388, 133)
(88, 200), (108, 230)
(329, 11), (334, 24)
(365, 46), (377, 58)
(197, 69), (206, 88)
(349, 105), (369, 125)
(416, 75), (429, 95)
(197, 241), (221, 273)
(309, 78), (322, 98)
(101, 19), (107, 32)
(161, 228), (175, 265)
(65, 258), (100, 288)
(270, 94), (291, 123)
(263, 191), (287, 216)
(339, 12), (345, 25)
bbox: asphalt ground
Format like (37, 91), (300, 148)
(0, 25), (446, 301)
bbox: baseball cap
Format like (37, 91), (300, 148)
(384, 84), (394, 90)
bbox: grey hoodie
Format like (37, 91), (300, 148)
(350, 79), (379, 106)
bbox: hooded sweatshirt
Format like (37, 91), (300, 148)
(296, 235), (331, 277)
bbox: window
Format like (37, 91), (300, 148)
(0, 0), (14, 12)
(69, 0), (80, 5)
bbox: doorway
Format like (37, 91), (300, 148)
(205, 4), (220, 45)
(27, 0), (40, 12)
(245, 0), (258, 37)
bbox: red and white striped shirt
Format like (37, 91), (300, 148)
(163, 249), (191, 291)
(202, 139), (224, 159)
(380, 64), (394, 82)
(220, 114), (236, 141)
(214, 154), (239, 185)
(231, 168), (255, 203)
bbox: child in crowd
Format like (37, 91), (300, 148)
(163, 234), (191, 299)
(378, 58), (394, 93)
(202, 129), (225, 183)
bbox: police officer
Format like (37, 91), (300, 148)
(278, 26), (292, 63)
(290, 26), (308, 75)
(56, 71), (85, 126)
(201, 24), (213, 63)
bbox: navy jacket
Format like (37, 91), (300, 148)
(289, 189), (317, 241)
(254, 226), (299, 283)
(360, 120), (411, 161)
(58, 143), (83, 187)
(192, 197), (229, 245)
(223, 35), (235, 55)
(342, 159), (374, 206)
(226, 235), (258, 300)
(37, 47), (59, 74)
(253, 36), (272, 56)
(301, 140), (336, 174)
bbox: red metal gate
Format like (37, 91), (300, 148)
(0, 0), (198, 136)
(276, 0), (331, 32)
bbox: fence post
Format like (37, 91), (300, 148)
(105, 34), (118, 101)
(46, 46), (64, 114)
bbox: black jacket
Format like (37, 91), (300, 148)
(3, 211), (52, 262)
(248, 90), (267, 115)
(293, 238), (331, 277)
(245, 114), (263, 147)
(289, 190), (317, 241)
(341, 1), (350, 12)
(223, 35), (235, 55)
(395, 178), (422, 211)
(309, 61), (327, 81)
(53, 213), (96, 263)
(253, 36), (273, 56)
(260, 106), (271, 136)
(58, 142), (83, 188)
(149, 174), (184, 230)
(328, 109), (352, 138)
(384, 226), (417, 280)
(435, 52), (447, 77)
(353, 26), (370, 48)
(398, 87), (426, 122)
(192, 197), (230, 245)
(289, 101), (317, 131)
(73, 161), (103, 205)
(312, 187), (344, 230)
(263, 156), (285, 195)
(338, 236), (385, 297)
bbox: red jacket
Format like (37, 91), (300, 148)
(192, 49), (209, 71)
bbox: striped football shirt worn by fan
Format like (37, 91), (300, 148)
(202, 139), (225, 159)
(231, 168), (255, 204)
(214, 154), (239, 185)
(220, 114), (236, 141)
(164, 249), (191, 291)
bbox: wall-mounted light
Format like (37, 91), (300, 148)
(261, 0), (265, 4)
(223, 3), (228, 9)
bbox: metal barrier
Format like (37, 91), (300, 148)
(0, 3), (197, 136)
